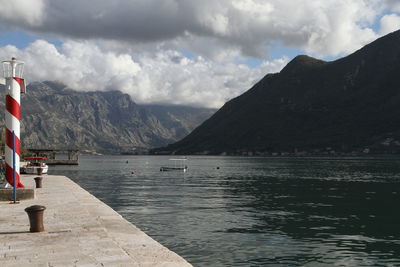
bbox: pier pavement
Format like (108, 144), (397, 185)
(0, 175), (192, 266)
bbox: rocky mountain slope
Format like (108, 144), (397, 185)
(154, 30), (400, 155)
(0, 81), (215, 153)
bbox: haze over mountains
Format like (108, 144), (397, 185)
(0, 82), (215, 153)
(155, 30), (400, 156)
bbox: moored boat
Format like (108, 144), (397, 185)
(160, 166), (188, 172)
(21, 157), (49, 175)
(160, 158), (188, 172)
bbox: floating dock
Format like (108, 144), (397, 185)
(28, 149), (80, 165)
(0, 175), (191, 266)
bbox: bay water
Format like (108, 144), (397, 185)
(50, 155), (400, 266)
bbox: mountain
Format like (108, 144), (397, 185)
(0, 81), (215, 153)
(154, 30), (400, 155)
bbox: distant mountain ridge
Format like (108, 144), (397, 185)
(0, 81), (216, 153)
(154, 30), (400, 155)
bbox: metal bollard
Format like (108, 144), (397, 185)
(37, 167), (43, 175)
(25, 205), (46, 232)
(34, 177), (43, 188)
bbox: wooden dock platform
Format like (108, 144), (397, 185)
(0, 175), (191, 266)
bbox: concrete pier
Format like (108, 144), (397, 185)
(0, 175), (192, 266)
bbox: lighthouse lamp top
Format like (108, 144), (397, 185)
(1, 57), (24, 78)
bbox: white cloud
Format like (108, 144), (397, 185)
(0, 0), (44, 27)
(385, 0), (400, 12)
(0, 40), (287, 108)
(1, 0), (399, 109)
(380, 14), (400, 35)
(293, 0), (379, 57)
(0, 0), (397, 58)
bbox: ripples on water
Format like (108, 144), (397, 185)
(50, 156), (400, 266)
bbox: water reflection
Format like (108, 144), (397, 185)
(50, 156), (400, 266)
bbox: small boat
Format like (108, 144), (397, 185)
(160, 158), (188, 172)
(21, 157), (49, 175)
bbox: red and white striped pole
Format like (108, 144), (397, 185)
(2, 58), (25, 188)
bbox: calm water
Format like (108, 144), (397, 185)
(50, 155), (400, 266)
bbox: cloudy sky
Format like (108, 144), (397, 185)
(0, 0), (400, 108)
